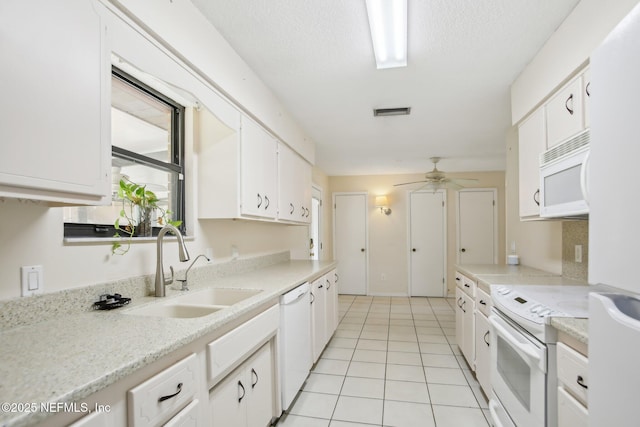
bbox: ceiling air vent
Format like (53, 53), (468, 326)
(373, 107), (411, 117)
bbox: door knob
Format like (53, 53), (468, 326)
(412, 248), (416, 252)
(361, 248), (365, 252)
(461, 248), (466, 252)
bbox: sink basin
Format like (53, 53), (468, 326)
(175, 288), (263, 306)
(126, 304), (222, 319)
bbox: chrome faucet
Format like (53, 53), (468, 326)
(176, 254), (211, 291)
(155, 224), (190, 297)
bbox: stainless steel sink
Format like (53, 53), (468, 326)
(174, 288), (263, 306)
(126, 303), (222, 319)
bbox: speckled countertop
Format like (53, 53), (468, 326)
(0, 258), (336, 427)
(456, 264), (590, 344)
(550, 317), (589, 344)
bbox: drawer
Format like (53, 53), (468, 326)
(128, 353), (198, 427)
(207, 304), (279, 385)
(163, 399), (199, 427)
(462, 276), (475, 297)
(476, 288), (491, 317)
(557, 342), (589, 406)
(454, 272), (465, 289)
(557, 386), (588, 427)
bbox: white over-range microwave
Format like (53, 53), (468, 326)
(539, 129), (590, 218)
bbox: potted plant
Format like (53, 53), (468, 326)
(112, 177), (182, 255)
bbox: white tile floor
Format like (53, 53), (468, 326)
(277, 295), (490, 427)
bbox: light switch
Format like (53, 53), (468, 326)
(21, 265), (43, 296)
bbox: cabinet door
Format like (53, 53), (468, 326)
(0, 0), (110, 204)
(246, 343), (274, 427)
(277, 143), (311, 223)
(455, 287), (465, 356)
(240, 117), (277, 219)
(518, 108), (545, 218)
(210, 370), (246, 427)
(462, 292), (475, 370)
(546, 77), (584, 147)
(557, 387), (588, 427)
(583, 68), (591, 128)
(474, 312), (491, 395)
(325, 272), (338, 341)
(311, 278), (327, 362)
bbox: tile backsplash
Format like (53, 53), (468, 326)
(562, 221), (588, 281)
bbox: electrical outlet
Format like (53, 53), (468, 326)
(21, 265), (44, 296)
(575, 245), (583, 263)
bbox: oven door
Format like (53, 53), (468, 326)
(489, 309), (547, 427)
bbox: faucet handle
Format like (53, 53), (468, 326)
(164, 266), (175, 286)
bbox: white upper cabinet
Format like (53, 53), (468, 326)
(240, 117), (277, 219)
(518, 108), (546, 219)
(0, 0), (111, 205)
(546, 69), (590, 148)
(277, 142), (311, 223)
(199, 108), (312, 223)
(583, 67), (591, 128)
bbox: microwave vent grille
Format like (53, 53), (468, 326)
(541, 129), (590, 166)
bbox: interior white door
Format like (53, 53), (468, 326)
(409, 190), (446, 297)
(457, 189), (497, 264)
(333, 193), (367, 295)
(310, 186), (322, 260)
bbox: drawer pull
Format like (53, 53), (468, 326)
(251, 368), (259, 388)
(238, 380), (246, 402)
(326, 279), (331, 290)
(455, 277), (461, 281)
(479, 300), (487, 306)
(576, 375), (588, 389)
(464, 283), (470, 288)
(158, 383), (183, 402)
(565, 93), (574, 115)
(461, 300), (466, 313)
(484, 331), (490, 347)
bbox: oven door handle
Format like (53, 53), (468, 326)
(489, 314), (546, 373)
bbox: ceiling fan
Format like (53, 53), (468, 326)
(394, 157), (479, 190)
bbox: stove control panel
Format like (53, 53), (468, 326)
(492, 286), (570, 324)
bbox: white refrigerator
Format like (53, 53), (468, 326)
(588, 3), (640, 426)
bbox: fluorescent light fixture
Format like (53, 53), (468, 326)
(365, 0), (408, 69)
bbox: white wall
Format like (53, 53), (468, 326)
(328, 172), (506, 296)
(511, 0), (639, 124)
(0, 0), (318, 301)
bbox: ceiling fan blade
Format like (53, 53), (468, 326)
(393, 180), (430, 187)
(449, 178), (479, 184)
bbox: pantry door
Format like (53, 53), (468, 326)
(333, 193), (368, 295)
(409, 190), (446, 297)
(457, 189), (498, 264)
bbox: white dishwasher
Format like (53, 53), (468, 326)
(278, 282), (311, 411)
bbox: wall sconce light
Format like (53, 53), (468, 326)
(375, 195), (392, 215)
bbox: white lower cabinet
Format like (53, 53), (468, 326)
(311, 276), (327, 363)
(556, 341), (589, 426)
(310, 270), (339, 364)
(210, 342), (274, 427)
(455, 283), (475, 370)
(474, 288), (491, 395)
(127, 354), (199, 427)
(163, 399), (200, 427)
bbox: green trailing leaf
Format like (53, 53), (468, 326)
(111, 176), (182, 256)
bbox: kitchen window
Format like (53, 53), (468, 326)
(64, 67), (185, 238)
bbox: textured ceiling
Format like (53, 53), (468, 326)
(191, 0), (579, 175)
